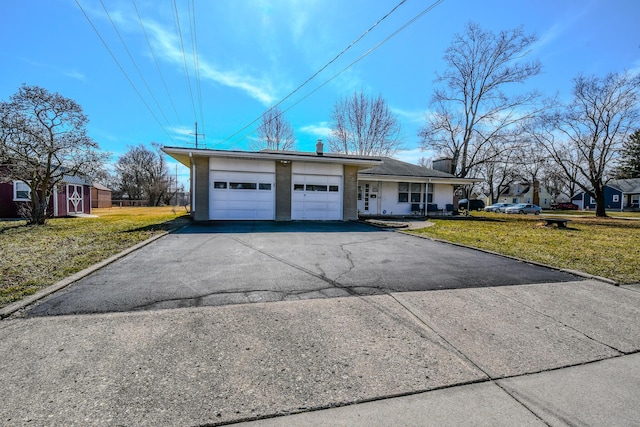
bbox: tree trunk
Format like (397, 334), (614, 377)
(593, 187), (607, 218)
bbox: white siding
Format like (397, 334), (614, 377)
(291, 162), (343, 220)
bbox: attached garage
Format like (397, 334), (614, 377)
(209, 158), (275, 220)
(162, 145), (382, 222)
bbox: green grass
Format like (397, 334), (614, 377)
(410, 212), (640, 284)
(0, 207), (187, 308)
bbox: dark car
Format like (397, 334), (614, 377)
(458, 199), (486, 211)
(550, 202), (579, 210)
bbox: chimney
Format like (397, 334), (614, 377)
(316, 139), (324, 156)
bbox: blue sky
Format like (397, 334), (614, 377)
(2, 0), (639, 187)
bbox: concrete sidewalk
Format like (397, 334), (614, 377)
(1, 279), (640, 426)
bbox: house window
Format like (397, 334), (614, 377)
(258, 183), (271, 190)
(590, 197), (596, 205)
(329, 185), (339, 192)
(410, 183), (421, 203)
(398, 182), (409, 203)
(13, 181), (30, 201)
(229, 182), (257, 190)
(631, 195), (639, 207)
(294, 184), (304, 191)
(427, 183), (433, 203)
(306, 184), (327, 192)
(357, 185), (362, 201)
(213, 181), (227, 189)
(612, 194), (619, 203)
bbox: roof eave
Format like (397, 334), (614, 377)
(358, 173), (480, 185)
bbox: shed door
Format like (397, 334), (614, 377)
(67, 184), (84, 214)
(291, 174), (342, 220)
(210, 171), (275, 220)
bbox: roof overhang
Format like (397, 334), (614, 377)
(162, 146), (382, 169)
(358, 173), (481, 185)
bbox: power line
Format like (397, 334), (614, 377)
(99, 0), (173, 129)
(224, 0), (446, 148)
(75, 0), (175, 143)
(172, 0), (198, 122)
(217, 0), (410, 146)
(132, 0), (182, 124)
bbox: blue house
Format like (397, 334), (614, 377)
(571, 178), (640, 211)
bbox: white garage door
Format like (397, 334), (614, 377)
(210, 171), (275, 220)
(292, 174), (342, 220)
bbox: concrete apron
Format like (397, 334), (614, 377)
(1, 280), (640, 426)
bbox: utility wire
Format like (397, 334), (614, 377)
(224, 0), (446, 148)
(99, 0), (173, 129)
(217, 0), (409, 146)
(75, 0), (175, 143)
(132, 0), (182, 124)
(173, 0), (198, 122)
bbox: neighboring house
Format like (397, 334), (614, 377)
(162, 142), (382, 221)
(572, 178), (640, 211)
(498, 182), (553, 208)
(356, 157), (478, 216)
(0, 174), (92, 219)
(91, 182), (112, 209)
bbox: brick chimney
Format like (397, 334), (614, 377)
(316, 139), (324, 156)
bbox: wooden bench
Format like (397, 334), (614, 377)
(543, 218), (571, 228)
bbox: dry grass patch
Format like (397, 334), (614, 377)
(410, 213), (640, 284)
(0, 207), (187, 308)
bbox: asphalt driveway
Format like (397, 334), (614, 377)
(24, 221), (580, 317)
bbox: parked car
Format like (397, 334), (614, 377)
(550, 202), (579, 210)
(458, 199), (486, 211)
(504, 203), (542, 215)
(484, 203), (513, 212)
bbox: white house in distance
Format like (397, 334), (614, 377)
(162, 143), (478, 221)
(162, 142), (382, 221)
(357, 157), (478, 216)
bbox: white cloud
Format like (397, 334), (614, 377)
(392, 107), (429, 124)
(299, 121), (332, 138)
(63, 70), (86, 82)
(393, 146), (428, 165)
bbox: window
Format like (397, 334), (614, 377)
(612, 194), (619, 203)
(631, 195), (639, 207)
(590, 197), (596, 205)
(410, 183), (421, 203)
(213, 181), (227, 189)
(13, 181), (30, 201)
(259, 183), (271, 190)
(329, 185), (339, 192)
(294, 184), (304, 191)
(229, 182), (257, 190)
(357, 185), (362, 200)
(427, 183), (433, 203)
(398, 182), (409, 203)
(306, 184), (327, 192)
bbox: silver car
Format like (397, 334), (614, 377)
(484, 203), (512, 212)
(504, 203), (542, 215)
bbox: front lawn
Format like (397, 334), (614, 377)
(410, 213), (640, 284)
(0, 207), (187, 308)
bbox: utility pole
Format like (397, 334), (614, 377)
(191, 121), (205, 149)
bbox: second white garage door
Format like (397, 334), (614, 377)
(291, 163), (343, 220)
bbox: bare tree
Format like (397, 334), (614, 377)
(535, 71), (640, 217)
(419, 22), (543, 182)
(0, 85), (107, 224)
(252, 106), (296, 151)
(476, 142), (519, 204)
(329, 90), (402, 156)
(114, 142), (170, 206)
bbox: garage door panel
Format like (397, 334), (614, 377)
(210, 170), (275, 220)
(291, 171), (342, 220)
